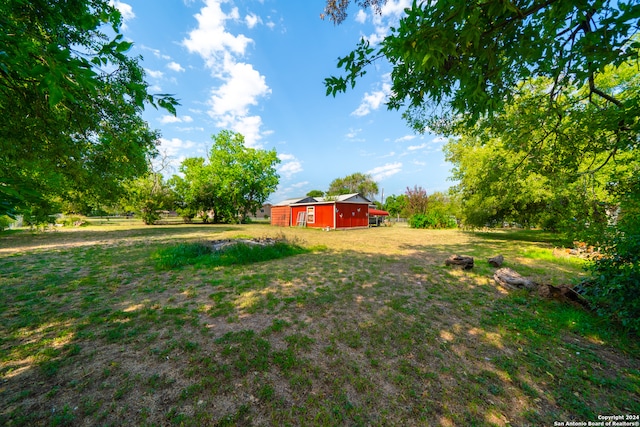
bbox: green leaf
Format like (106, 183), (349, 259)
(116, 41), (133, 53)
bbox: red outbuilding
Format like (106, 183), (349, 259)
(271, 193), (388, 229)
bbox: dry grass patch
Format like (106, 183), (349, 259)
(1, 223), (638, 426)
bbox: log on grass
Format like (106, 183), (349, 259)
(493, 267), (537, 290)
(488, 255), (504, 267)
(445, 255), (474, 270)
(538, 284), (590, 309)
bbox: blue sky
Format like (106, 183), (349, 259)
(113, 0), (453, 203)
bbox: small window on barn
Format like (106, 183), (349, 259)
(307, 206), (315, 224)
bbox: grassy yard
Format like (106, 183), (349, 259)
(0, 222), (638, 426)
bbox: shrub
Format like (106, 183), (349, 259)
(22, 202), (58, 229)
(0, 215), (14, 231)
(584, 176), (640, 335)
(140, 205), (161, 225)
(176, 207), (197, 224)
(586, 222), (640, 334)
(152, 239), (309, 270)
(409, 212), (457, 229)
(57, 215), (87, 227)
(153, 242), (213, 269)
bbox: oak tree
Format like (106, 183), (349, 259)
(445, 63), (639, 239)
(172, 131), (280, 224)
(327, 172), (379, 200)
(0, 0), (178, 218)
(325, 0), (639, 131)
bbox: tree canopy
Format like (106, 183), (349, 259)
(445, 63), (639, 238)
(306, 190), (325, 198)
(0, 0), (178, 218)
(383, 194), (407, 217)
(171, 131), (280, 224)
(325, 0), (639, 130)
(327, 172), (379, 200)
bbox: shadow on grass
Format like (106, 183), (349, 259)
(0, 224), (246, 254)
(466, 229), (571, 246)
(0, 226), (638, 426)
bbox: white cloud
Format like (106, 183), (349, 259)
(228, 115), (264, 148)
(277, 153), (303, 178)
(364, 0), (411, 45)
(367, 162), (403, 181)
(177, 126), (205, 132)
(352, 80), (391, 117)
(140, 45), (171, 60)
(345, 128), (362, 139)
(278, 153), (296, 161)
(408, 143), (428, 151)
(160, 115), (193, 124)
(378, 0), (411, 20)
(209, 63), (269, 145)
(367, 25), (389, 45)
(209, 61), (270, 117)
(156, 138), (197, 173)
(245, 13), (261, 29)
(432, 136), (448, 144)
(355, 9), (367, 24)
(110, 1), (135, 29)
(146, 69), (164, 79)
(352, 89), (386, 116)
(183, 1), (252, 70)
(158, 137), (194, 155)
(160, 115), (181, 124)
(167, 61), (185, 72)
(184, 0), (270, 147)
(395, 135), (416, 143)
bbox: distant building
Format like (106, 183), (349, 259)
(254, 203), (272, 219)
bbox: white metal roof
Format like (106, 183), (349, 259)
(275, 193), (372, 206)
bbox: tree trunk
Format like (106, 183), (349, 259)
(493, 267), (537, 290)
(538, 284), (590, 309)
(445, 255), (474, 270)
(488, 255), (504, 267)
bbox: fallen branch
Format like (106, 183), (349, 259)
(445, 255), (474, 270)
(493, 267), (537, 291)
(494, 267), (590, 310)
(538, 284), (590, 309)
(488, 255), (504, 267)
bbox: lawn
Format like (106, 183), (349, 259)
(1, 222), (638, 426)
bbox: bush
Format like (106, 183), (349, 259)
(176, 207), (197, 224)
(586, 223), (640, 334)
(153, 242), (213, 269)
(584, 177), (640, 335)
(409, 212), (457, 229)
(57, 215), (87, 227)
(22, 201), (59, 229)
(140, 205), (161, 225)
(153, 239), (309, 270)
(0, 215), (14, 231)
